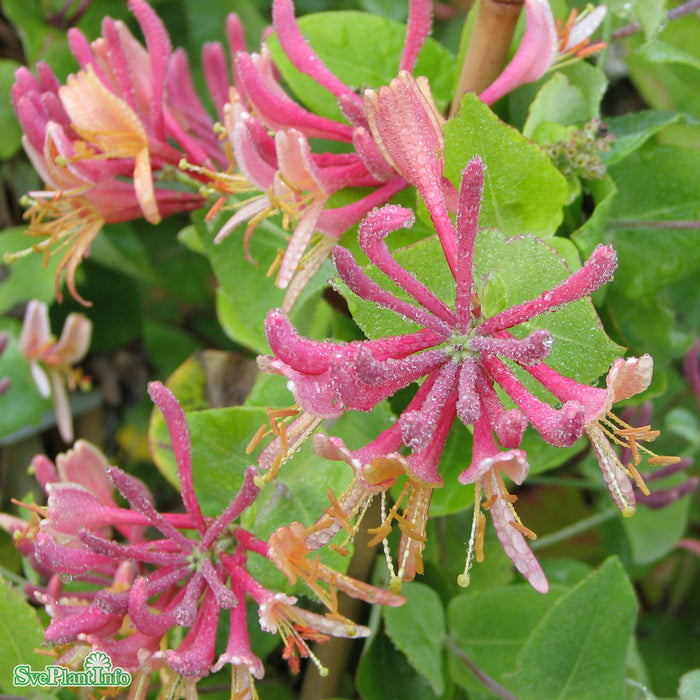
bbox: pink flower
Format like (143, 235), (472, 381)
(260, 155), (619, 590)
(20, 300), (91, 442)
(213, 0), (435, 309)
(4, 381), (403, 690)
(479, 0), (607, 106)
(10, 0), (221, 302)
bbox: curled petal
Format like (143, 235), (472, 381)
(479, 0), (558, 105)
(20, 300), (51, 358)
(148, 381), (207, 534)
(459, 411), (529, 485)
(484, 356), (585, 447)
(607, 354), (653, 405)
(477, 244), (617, 336)
(486, 470), (548, 593)
(52, 312), (92, 364)
(358, 204), (457, 325)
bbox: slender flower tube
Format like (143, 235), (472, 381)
(478, 0), (607, 106)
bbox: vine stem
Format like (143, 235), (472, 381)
(445, 636), (519, 700)
(531, 509), (618, 551)
(450, 0), (524, 117)
(610, 219), (700, 230)
(611, 0), (700, 39)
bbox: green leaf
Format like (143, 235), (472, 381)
(0, 228), (61, 313)
(679, 669), (700, 700)
(524, 73), (590, 138)
(0, 60), (22, 159)
(267, 11), (455, 119)
(383, 582), (446, 694)
(2, 0), (76, 77)
(0, 320), (52, 441)
(195, 210), (331, 354)
(605, 291), (687, 367)
(631, 0), (668, 40)
(508, 557), (638, 700)
(444, 93), (568, 238)
(599, 145), (700, 298)
(604, 110), (699, 165)
(357, 628), (443, 700)
(524, 63), (607, 140)
(0, 576), (51, 695)
(622, 481), (692, 565)
(448, 584), (568, 695)
(87, 224), (158, 284)
(188, 406), (268, 515)
(637, 615), (700, 697)
(635, 39), (700, 72)
(626, 11), (700, 115)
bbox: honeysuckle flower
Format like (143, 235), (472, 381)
(479, 0), (607, 106)
(0, 440), (116, 579)
(525, 354), (680, 517)
(458, 411), (547, 592)
(10, 0), (224, 301)
(20, 300), (91, 443)
(259, 152), (624, 590)
(268, 521), (406, 610)
(212, 0), (435, 309)
(364, 71), (456, 265)
(4, 381), (402, 690)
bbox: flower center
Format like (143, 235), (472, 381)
(444, 333), (476, 362)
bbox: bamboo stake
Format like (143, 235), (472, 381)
(450, 0), (524, 116)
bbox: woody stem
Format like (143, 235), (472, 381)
(450, 0), (524, 117)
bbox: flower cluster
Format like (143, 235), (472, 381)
(9, 0), (225, 302)
(9, 0), (608, 310)
(3, 0), (684, 695)
(258, 74), (676, 593)
(205, 0), (437, 310)
(2, 383), (402, 698)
